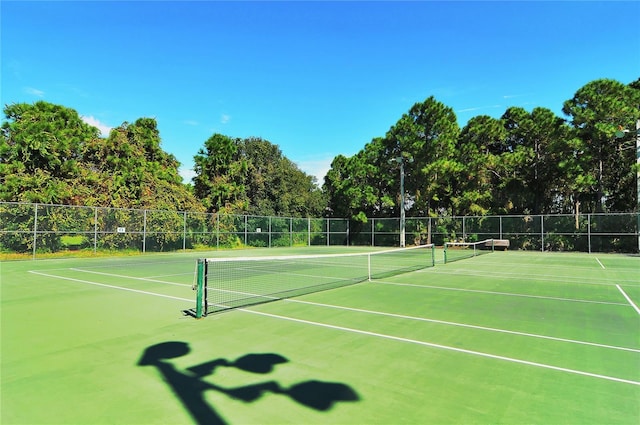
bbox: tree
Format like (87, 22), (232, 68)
(562, 78), (640, 212)
(193, 135), (324, 217)
(500, 107), (570, 214)
(240, 137), (324, 217)
(0, 101), (99, 203)
(323, 149), (384, 221)
(83, 117), (201, 211)
(384, 96), (460, 216)
(1, 104), (202, 252)
(456, 115), (507, 215)
(193, 133), (248, 213)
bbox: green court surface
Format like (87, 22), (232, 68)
(1, 248), (639, 424)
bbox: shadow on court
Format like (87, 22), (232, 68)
(138, 341), (359, 425)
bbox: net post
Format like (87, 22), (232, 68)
(491, 238), (495, 252)
(443, 242), (448, 264)
(195, 258), (205, 318)
(431, 244), (435, 267)
(367, 253), (372, 281)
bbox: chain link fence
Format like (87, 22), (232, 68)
(1, 202), (638, 258)
(0, 202), (350, 258)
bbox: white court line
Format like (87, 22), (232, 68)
(147, 272), (194, 279)
(374, 281), (628, 306)
(28, 270), (640, 386)
(288, 299), (640, 353)
(242, 309), (640, 386)
(595, 257), (606, 269)
(69, 268), (191, 287)
(421, 269), (636, 287)
(28, 271), (193, 303)
(617, 285), (640, 316)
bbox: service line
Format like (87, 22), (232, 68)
(244, 308), (640, 387)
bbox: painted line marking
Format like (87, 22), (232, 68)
(288, 299), (640, 353)
(617, 285), (640, 316)
(28, 271), (193, 303)
(595, 257), (606, 269)
(243, 309), (640, 386)
(69, 268), (191, 287)
(421, 268), (639, 287)
(374, 281), (628, 306)
(27, 270), (640, 386)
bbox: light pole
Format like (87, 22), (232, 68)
(389, 155), (413, 247)
(615, 119), (640, 252)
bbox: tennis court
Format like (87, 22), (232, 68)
(2, 247), (639, 424)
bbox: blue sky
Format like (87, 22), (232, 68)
(2, 1), (639, 184)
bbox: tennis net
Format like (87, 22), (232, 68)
(443, 239), (495, 263)
(188, 244), (435, 317)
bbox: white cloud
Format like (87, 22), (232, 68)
(178, 155), (332, 186)
(502, 93), (530, 99)
(179, 167), (197, 184)
(220, 114), (231, 124)
(25, 87), (44, 97)
(294, 156), (334, 185)
(457, 106), (484, 113)
(457, 104), (503, 113)
(81, 115), (113, 137)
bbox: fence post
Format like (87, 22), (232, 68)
(216, 212), (220, 250)
(540, 215), (544, 252)
(183, 211), (187, 251)
(326, 219), (329, 246)
(371, 218), (375, 246)
(308, 217), (311, 246)
(346, 219), (350, 246)
(244, 215), (248, 246)
(588, 214), (592, 254)
(94, 207), (98, 253)
(142, 209), (147, 253)
(32, 203), (38, 260)
(269, 216), (272, 248)
(462, 216), (466, 241)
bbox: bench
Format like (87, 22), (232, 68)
(487, 239), (510, 250)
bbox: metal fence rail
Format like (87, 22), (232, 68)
(0, 202), (638, 258)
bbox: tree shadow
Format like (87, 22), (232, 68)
(138, 341), (359, 425)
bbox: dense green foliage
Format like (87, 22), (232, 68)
(0, 103), (201, 212)
(1, 78), (638, 224)
(0, 102), (323, 218)
(193, 135), (326, 216)
(324, 78), (640, 221)
(0, 102), (100, 204)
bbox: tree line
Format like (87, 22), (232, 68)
(1, 78), (639, 223)
(326, 78), (640, 223)
(0, 102), (324, 217)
